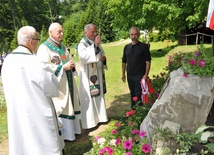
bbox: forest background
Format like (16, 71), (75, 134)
(0, 0), (211, 52)
(1, 0), (214, 154)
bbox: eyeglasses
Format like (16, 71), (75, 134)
(32, 38), (40, 41)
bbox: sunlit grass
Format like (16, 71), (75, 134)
(0, 83), (7, 143)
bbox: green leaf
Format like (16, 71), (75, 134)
(200, 132), (214, 143)
(195, 125), (212, 134)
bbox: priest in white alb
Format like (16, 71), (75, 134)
(37, 23), (81, 141)
(78, 24), (108, 129)
(2, 26), (64, 155)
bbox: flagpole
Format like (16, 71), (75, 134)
(206, 0), (214, 56)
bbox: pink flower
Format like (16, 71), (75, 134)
(194, 51), (200, 58)
(132, 96), (138, 101)
(130, 109), (136, 115)
(126, 111), (131, 117)
(115, 122), (121, 127)
(189, 59), (196, 65)
(183, 72), (188, 77)
(100, 147), (108, 155)
(107, 146), (114, 155)
(142, 144), (151, 153)
(96, 136), (101, 141)
(123, 140), (133, 150)
(199, 59), (205, 68)
(138, 131), (147, 138)
(116, 138), (121, 145)
(111, 129), (118, 134)
(126, 152), (132, 155)
(168, 55), (172, 62)
(131, 129), (140, 134)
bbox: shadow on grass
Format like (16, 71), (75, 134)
(64, 132), (93, 155)
(150, 44), (178, 58)
(64, 93), (131, 155)
(107, 93), (131, 120)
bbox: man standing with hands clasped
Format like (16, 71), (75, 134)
(37, 22), (81, 142)
(122, 27), (151, 108)
(78, 24), (108, 129)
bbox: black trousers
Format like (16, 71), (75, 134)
(127, 74), (143, 108)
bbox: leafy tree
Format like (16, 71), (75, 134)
(10, 28), (18, 50)
(0, 0), (211, 52)
(16, 0), (60, 32)
(63, 13), (82, 45)
(103, 0), (210, 37)
(0, 0), (16, 52)
(39, 25), (49, 43)
(62, 0), (116, 45)
(62, 1), (86, 44)
(142, 0), (209, 35)
(103, 0), (144, 30)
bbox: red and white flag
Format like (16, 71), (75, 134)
(140, 79), (155, 104)
(206, 0), (214, 30)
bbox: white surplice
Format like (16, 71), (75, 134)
(37, 40), (81, 141)
(78, 38), (108, 129)
(2, 46), (64, 155)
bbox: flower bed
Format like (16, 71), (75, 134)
(85, 45), (214, 155)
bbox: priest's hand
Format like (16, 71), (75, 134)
(99, 55), (106, 62)
(63, 60), (75, 71)
(95, 35), (101, 47)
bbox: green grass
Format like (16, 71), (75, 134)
(0, 106), (7, 143)
(0, 40), (213, 154)
(0, 83), (7, 143)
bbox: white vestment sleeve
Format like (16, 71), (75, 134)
(78, 42), (99, 64)
(37, 61), (59, 98)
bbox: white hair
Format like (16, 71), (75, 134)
(48, 22), (61, 34)
(84, 23), (96, 31)
(17, 26), (37, 45)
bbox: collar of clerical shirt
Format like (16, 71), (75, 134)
(48, 37), (62, 48)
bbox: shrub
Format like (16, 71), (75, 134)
(181, 45), (214, 77)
